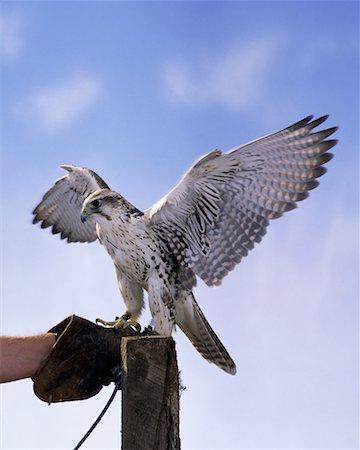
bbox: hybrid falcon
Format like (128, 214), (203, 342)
(33, 115), (337, 374)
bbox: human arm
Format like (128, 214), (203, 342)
(0, 333), (56, 383)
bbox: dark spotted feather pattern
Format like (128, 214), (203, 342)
(146, 115), (337, 286)
(32, 115), (338, 375)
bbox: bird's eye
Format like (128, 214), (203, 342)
(90, 199), (100, 208)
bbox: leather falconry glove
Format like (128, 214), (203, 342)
(33, 315), (153, 403)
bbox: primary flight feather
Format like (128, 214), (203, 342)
(33, 115), (337, 374)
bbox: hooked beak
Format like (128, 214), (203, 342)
(80, 210), (89, 223)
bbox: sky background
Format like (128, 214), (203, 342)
(1, 1), (359, 449)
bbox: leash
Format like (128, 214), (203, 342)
(73, 373), (122, 450)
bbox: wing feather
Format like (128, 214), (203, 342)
(145, 115), (338, 287)
(33, 165), (110, 243)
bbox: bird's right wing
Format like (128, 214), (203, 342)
(33, 165), (110, 243)
(145, 115), (337, 287)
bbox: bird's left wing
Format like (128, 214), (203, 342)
(33, 165), (110, 243)
(144, 115), (338, 287)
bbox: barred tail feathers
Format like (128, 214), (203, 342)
(175, 292), (236, 375)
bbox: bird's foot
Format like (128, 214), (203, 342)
(96, 314), (141, 333)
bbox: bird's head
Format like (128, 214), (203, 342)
(81, 189), (119, 223)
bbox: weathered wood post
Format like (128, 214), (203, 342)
(121, 336), (180, 450)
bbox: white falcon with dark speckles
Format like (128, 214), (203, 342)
(33, 115), (338, 374)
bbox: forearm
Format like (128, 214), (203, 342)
(0, 333), (56, 383)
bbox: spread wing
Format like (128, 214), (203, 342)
(33, 165), (110, 243)
(145, 115), (338, 287)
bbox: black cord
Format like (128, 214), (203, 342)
(73, 374), (122, 450)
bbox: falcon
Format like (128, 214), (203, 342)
(33, 115), (337, 375)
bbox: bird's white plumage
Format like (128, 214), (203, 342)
(145, 115), (336, 286)
(33, 115), (337, 374)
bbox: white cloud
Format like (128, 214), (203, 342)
(16, 73), (103, 131)
(0, 11), (23, 60)
(163, 37), (279, 109)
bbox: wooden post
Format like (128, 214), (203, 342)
(121, 336), (180, 450)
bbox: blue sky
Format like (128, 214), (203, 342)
(1, 1), (358, 449)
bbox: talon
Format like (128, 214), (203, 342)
(96, 316), (141, 333)
(96, 317), (117, 327)
(127, 320), (142, 333)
